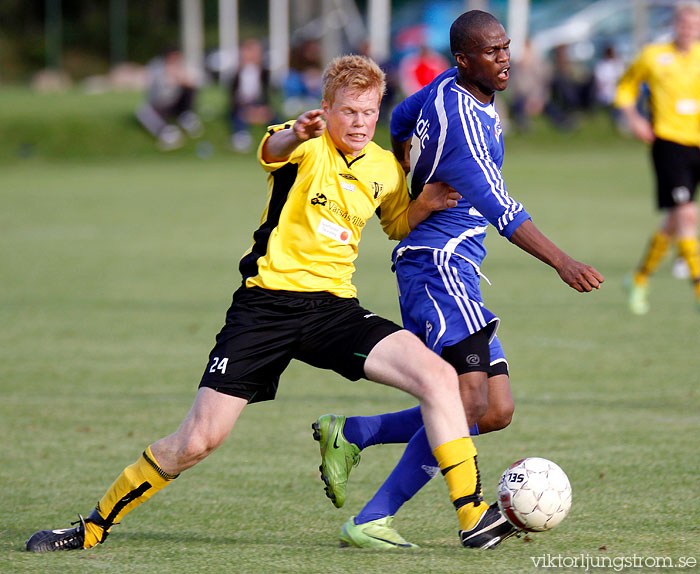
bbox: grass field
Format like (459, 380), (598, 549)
(1, 90), (698, 574)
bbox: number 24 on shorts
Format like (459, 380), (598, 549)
(209, 357), (228, 374)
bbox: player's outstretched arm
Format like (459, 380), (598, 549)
(262, 109), (326, 163)
(407, 182), (461, 230)
(509, 219), (604, 293)
(619, 106), (655, 144)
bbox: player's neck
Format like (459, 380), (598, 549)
(455, 75), (494, 105)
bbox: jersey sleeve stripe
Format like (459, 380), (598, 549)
(425, 77), (454, 183)
(457, 94), (525, 234)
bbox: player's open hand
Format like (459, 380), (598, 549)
(557, 259), (605, 292)
(293, 109), (326, 142)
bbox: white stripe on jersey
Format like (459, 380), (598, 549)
(454, 90), (519, 233)
(425, 77), (453, 183)
(444, 224), (488, 254)
(424, 284), (447, 350)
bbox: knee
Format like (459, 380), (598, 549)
(416, 358), (460, 402)
(489, 401), (515, 431)
(174, 430), (223, 468)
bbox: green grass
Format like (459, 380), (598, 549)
(1, 90), (699, 573)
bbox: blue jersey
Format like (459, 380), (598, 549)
(391, 67), (531, 271)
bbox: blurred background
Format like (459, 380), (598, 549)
(0, 0), (685, 155)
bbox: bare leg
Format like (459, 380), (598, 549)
(151, 387), (248, 475)
(477, 374), (514, 433)
(363, 329), (467, 449)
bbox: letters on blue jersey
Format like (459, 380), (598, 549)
(391, 67), (531, 269)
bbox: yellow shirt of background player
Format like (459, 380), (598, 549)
(241, 123), (411, 299)
(615, 42), (700, 147)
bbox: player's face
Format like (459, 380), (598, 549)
(675, 9), (700, 50)
(322, 87), (381, 157)
(454, 21), (511, 104)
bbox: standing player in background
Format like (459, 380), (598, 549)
(615, 1), (700, 314)
(25, 54), (501, 554)
(312, 11), (604, 549)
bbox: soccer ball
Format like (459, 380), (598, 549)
(497, 457), (572, 532)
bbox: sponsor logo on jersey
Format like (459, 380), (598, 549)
(416, 116), (430, 149)
(317, 217), (352, 244)
(327, 200), (366, 227)
(657, 53), (674, 66)
(311, 193), (327, 206)
(339, 173), (358, 181)
(370, 181), (384, 199)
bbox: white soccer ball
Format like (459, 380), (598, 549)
(497, 457), (572, 532)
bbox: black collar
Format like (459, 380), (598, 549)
(335, 146), (366, 168)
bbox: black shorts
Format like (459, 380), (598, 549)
(652, 138), (700, 209)
(199, 287), (402, 403)
(439, 327), (508, 377)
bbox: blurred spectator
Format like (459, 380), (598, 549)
(593, 45), (625, 128)
(398, 45), (450, 96)
(283, 39), (323, 118)
(135, 49), (203, 151)
(227, 38), (274, 153)
(508, 39), (551, 131)
(546, 44), (594, 130)
(593, 45), (624, 107)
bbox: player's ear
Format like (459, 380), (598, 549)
(321, 99), (329, 114)
(454, 52), (469, 70)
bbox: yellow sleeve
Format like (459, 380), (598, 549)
(377, 157), (412, 241)
(614, 50), (649, 109)
(257, 121), (305, 172)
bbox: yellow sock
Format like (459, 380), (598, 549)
(634, 231), (671, 284)
(433, 437), (490, 531)
(677, 237), (700, 284)
(83, 446), (179, 548)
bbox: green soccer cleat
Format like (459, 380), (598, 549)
(624, 274), (649, 315)
(312, 414), (360, 508)
(339, 516), (419, 549)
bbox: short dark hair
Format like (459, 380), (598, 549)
(450, 10), (501, 55)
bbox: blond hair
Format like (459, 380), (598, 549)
(676, 1), (700, 17)
(322, 55), (386, 104)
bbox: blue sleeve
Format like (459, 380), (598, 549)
(435, 143), (530, 239)
(390, 67), (458, 141)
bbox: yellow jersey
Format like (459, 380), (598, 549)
(240, 123), (412, 298)
(615, 41), (700, 147)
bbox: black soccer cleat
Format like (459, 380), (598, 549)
(26, 514), (87, 552)
(459, 503), (520, 549)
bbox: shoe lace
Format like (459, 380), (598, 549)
(52, 522), (84, 550)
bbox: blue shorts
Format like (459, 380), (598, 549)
(394, 248), (501, 358)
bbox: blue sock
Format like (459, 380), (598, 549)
(342, 406), (423, 450)
(354, 426), (436, 524)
